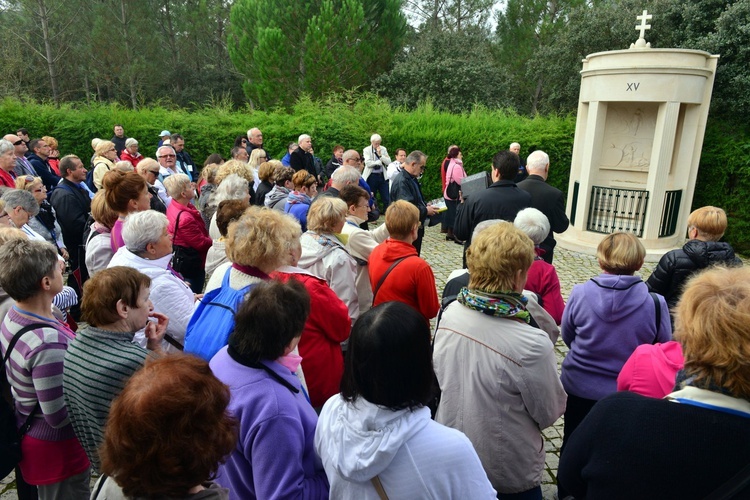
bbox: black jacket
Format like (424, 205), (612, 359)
(454, 179), (531, 246)
(517, 174), (569, 254)
(325, 156), (342, 179)
(255, 180), (274, 207)
(49, 179), (91, 255)
(290, 149), (314, 173)
(176, 150), (197, 181)
(389, 169), (427, 222)
(111, 135), (127, 156)
(28, 153), (61, 191)
(646, 239), (742, 310)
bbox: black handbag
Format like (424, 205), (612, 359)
(171, 211), (203, 274)
(445, 162), (460, 199)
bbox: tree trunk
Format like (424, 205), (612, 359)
(37, 0), (59, 105)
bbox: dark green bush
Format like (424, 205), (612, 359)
(2, 96), (746, 253)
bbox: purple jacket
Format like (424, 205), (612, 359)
(560, 274), (672, 400)
(210, 346), (329, 500)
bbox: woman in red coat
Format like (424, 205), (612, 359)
(273, 238), (351, 409)
(164, 173), (212, 293)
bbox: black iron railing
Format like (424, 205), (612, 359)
(587, 186), (649, 237)
(658, 190), (682, 237)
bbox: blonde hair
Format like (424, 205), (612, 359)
(385, 200), (419, 239)
(91, 191), (118, 229)
(257, 161), (276, 182)
(0, 226), (27, 246)
(15, 175), (43, 191)
(292, 170), (316, 190)
(248, 149), (266, 169)
(687, 206), (728, 241)
(115, 161), (135, 172)
(307, 197), (346, 234)
(467, 223), (534, 292)
(226, 207), (300, 269)
(199, 163), (220, 184)
(596, 232), (645, 275)
(163, 173), (192, 199)
(675, 266), (750, 399)
(95, 140), (116, 157)
(136, 158), (159, 176)
(215, 159), (254, 185)
(41, 136), (58, 150)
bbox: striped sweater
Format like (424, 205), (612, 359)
(63, 325), (151, 472)
(0, 307), (77, 441)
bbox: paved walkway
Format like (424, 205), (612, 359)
(418, 220), (658, 499)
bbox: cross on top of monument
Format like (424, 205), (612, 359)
(636, 10), (652, 39)
(630, 9), (652, 49)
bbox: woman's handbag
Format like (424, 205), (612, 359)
(171, 211), (202, 274)
(445, 162), (460, 200)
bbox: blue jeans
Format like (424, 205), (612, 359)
(366, 172), (389, 211)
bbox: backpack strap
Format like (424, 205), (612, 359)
(649, 292), (661, 344)
(3, 322), (50, 435)
(372, 256), (412, 306)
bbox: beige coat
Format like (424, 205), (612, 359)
(433, 301), (566, 494)
(339, 218), (389, 315)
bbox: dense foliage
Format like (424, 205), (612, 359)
(3, 96), (748, 252)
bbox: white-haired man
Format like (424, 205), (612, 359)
(517, 150), (569, 264)
(4, 133), (36, 177)
(363, 133), (391, 211)
(290, 134), (314, 172)
(246, 127), (267, 157)
(510, 142), (528, 182)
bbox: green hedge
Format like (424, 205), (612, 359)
(2, 96), (748, 252)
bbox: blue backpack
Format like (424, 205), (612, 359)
(184, 267), (256, 361)
(85, 168), (98, 193)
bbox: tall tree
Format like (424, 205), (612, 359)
(228, 0), (407, 109)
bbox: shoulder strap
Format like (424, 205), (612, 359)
(3, 322), (49, 436)
(372, 256), (411, 306)
(174, 209), (184, 242)
(370, 475), (389, 500)
(705, 462), (750, 500)
(649, 292), (661, 344)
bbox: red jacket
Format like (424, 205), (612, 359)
(167, 201), (212, 263)
(525, 256), (565, 325)
(0, 168), (15, 188)
(273, 270), (351, 408)
(120, 150), (143, 168)
(368, 238), (440, 322)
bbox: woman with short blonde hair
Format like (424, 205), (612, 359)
(558, 231), (671, 499)
(93, 140), (118, 190)
(299, 197), (358, 323)
(466, 221), (535, 292)
(254, 160), (278, 207)
(16, 174), (67, 257)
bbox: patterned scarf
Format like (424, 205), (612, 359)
(457, 287), (531, 323)
(674, 369), (737, 398)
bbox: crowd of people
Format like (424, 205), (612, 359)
(0, 125), (748, 500)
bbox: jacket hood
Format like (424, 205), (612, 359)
(377, 238), (418, 263)
(585, 274), (648, 322)
(317, 396), (430, 481)
(265, 185), (290, 207)
(109, 246), (173, 275)
(298, 231), (346, 268)
(683, 239), (738, 268)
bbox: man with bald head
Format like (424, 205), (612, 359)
(3, 133), (36, 177)
(517, 150), (569, 264)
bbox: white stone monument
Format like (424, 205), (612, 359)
(557, 11), (719, 260)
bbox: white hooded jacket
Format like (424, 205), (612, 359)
(315, 395), (496, 499)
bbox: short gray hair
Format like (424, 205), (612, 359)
(341, 150), (359, 163)
(122, 210), (169, 254)
(0, 139), (13, 157)
(526, 150), (549, 172)
(514, 208), (550, 245)
(331, 165), (360, 185)
(472, 219), (507, 242)
(1, 189), (39, 217)
(163, 173), (192, 199)
(157, 145), (176, 157)
(405, 150), (426, 165)
(0, 239), (58, 301)
(298, 134), (311, 143)
(214, 174), (249, 204)
(370, 133), (381, 143)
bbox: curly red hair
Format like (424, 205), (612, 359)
(99, 355), (238, 497)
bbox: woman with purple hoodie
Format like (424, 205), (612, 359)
(558, 232), (672, 498)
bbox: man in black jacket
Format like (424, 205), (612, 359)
(454, 150), (531, 265)
(517, 150), (569, 264)
(290, 134), (315, 173)
(389, 150), (437, 255)
(27, 138), (60, 191)
(111, 124), (127, 156)
(50, 155), (92, 316)
(171, 134), (197, 181)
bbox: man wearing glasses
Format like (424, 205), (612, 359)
(3, 133), (36, 177)
(156, 145), (184, 179)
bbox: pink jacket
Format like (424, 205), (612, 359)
(443, 158), (467, 201)
(167, 201), (212, 263)
(617, 341), (684, 398)
(525, 257), (565, 324)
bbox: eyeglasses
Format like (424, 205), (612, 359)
(13, 140), (23, 146)
(24, 175), (35, 182)
(158, 154), (176, 158)
(148, 170), (160, 175)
